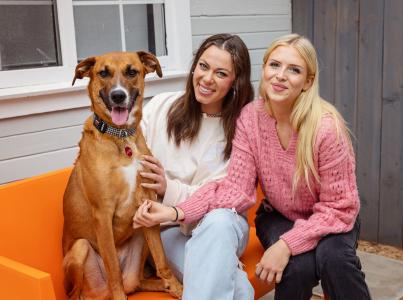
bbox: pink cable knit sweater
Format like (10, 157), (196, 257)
(177, 99), (360, 255)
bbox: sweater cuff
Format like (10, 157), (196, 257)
(280, 229), (317, 256)
(176, 199), (206, 224)
(162, 178), (180, 207)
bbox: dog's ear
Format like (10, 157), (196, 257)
(137, 51), (163, 78)
(72, 57), (96, 86)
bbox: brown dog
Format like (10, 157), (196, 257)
(62, 51), (182, 300)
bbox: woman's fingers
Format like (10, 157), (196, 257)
(140, 172), (163, 183)
(141, 159), (164, 175)
(275, 271), (283, 283)
(142, 155), (163, 168)
(259, 268), (268, 281)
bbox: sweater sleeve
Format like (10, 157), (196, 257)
(280, 118), (360, 255)
(177, 105), (258, 223)
(162, 159), (228, 207)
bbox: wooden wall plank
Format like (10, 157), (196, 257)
(379, 0), (403, 247)
(334, 0), (359, 132)
(191, 15), (290, 35)
(250, 49), (266, 66)
(313, 0), (337, 104)
(355, 0), (384, 242)
(0, 148), (78, 184)
(0, 108), (89, 138)
(0, 126), (82, 161)
(190, 0), (290, 16)
(291, 0), (313, 41)
(192, 31), (290, 51)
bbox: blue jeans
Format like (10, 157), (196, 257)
(161, 208), (254, 300)
(255, 204), (371, 300)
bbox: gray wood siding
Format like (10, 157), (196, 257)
(191, 0), (292, 96)
(293, 0), (403, 247)
(0, 0), (292, 184)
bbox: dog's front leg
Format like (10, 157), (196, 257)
(93, 211), (127, 300)
(142, 226), (182, 298)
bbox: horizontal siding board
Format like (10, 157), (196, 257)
(190, 0), (290, 16)
(0, 107), (90, 138)
(250, 49), (266, 66)
(192, 31), (290, 51)
(0, 125), (82, 161)
(0, 148), (78, 184)
(191, 15), (291, 35)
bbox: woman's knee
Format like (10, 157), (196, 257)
(316, 237), (361, 277)
(195, 208), (244, 236)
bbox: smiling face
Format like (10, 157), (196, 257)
(192, 45), (236, 114)
(261, 45), (313, 108)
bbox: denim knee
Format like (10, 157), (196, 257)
(191, 208), (248, 256)
(193, 209), (241, 237)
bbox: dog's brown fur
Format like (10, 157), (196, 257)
(62, 52), (182, 300)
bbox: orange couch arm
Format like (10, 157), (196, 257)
(0, 256), (56, 300)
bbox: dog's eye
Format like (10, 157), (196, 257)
(127, 69), (138, 77)
(99, 70), (109, 78)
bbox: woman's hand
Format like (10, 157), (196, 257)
(255, 239), (291, 284)
(140, 155), (167, 197)
(132, 200), (183, 229)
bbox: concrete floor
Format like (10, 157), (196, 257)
(259, 250), (403, 300)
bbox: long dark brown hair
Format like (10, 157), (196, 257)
(167, 33), (254, 160)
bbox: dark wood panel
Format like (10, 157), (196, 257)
(292, 0), (402, 246)
(334, 0), (359, 133)
(355, 0), (384, 242)
(291, 0), (313, 40)
(379, 0), (403, 247)
(313, 0), (337, 104)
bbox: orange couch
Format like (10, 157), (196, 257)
(0, 168), (273, 300)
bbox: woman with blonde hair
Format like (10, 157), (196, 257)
(135, 33), (371, 299)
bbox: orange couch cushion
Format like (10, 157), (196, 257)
(0, 168), (272, 300)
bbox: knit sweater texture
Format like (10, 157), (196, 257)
(178, 99), (360, 255)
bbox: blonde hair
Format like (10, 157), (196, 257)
(259, 33), (352, 192)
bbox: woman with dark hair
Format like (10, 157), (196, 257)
(133, 33), (254, 299)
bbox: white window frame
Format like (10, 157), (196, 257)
(0, 0), (192, 90)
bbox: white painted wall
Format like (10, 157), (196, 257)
(0, 0), (291, 184)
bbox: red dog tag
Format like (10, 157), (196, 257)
(124, 146), (133, 157)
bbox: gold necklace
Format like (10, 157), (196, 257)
(203, 112), (222, 118)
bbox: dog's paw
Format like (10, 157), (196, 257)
(165, 278), (183, 299)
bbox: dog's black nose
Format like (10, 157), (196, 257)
(111, 90), (127, 103)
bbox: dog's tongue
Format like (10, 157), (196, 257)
(111, 107), (129, 126)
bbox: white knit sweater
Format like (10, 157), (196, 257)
(141, 91), (229, 234)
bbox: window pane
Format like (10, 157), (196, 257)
(73, 5), (122, 61)
(124, 4), (167, 56)
(0, 3), (61, 71)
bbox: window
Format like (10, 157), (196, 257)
(0, 0), (191, 89)
(0, 0), (61, 71)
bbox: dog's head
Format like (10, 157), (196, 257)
(72, 51), (162, 127)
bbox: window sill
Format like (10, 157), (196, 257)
(0, 69), (187, 101)
(0, 69), (188, 119)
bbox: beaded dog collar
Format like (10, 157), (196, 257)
(93, 113), (136, 139)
